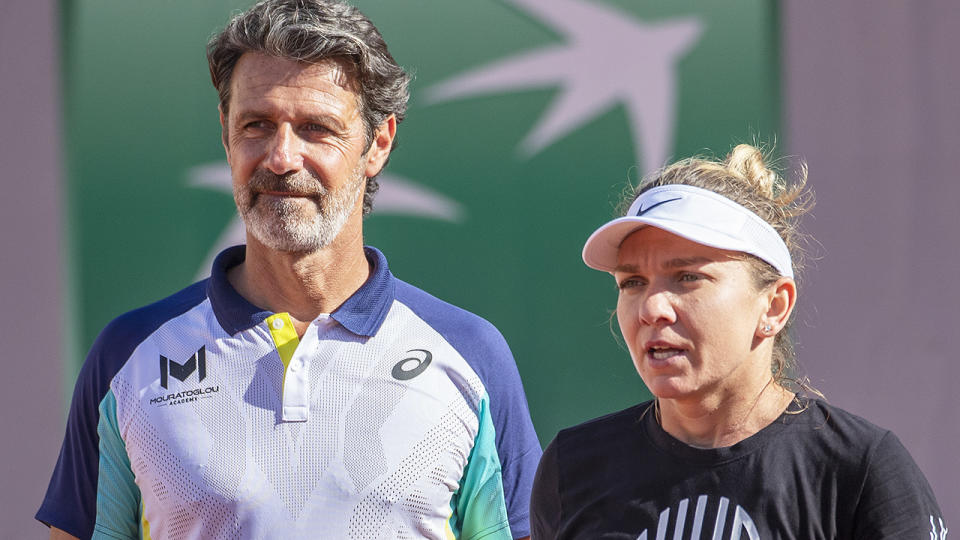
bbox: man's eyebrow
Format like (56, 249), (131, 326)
(233, 109), (267, 124)
(300, 113), (348, 131)
(232, 110), (348, 131)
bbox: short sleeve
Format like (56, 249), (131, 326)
(36, 279), (208, 538)
(853, 431), (947, 539)
(483, 351), (542, 539)
(36, 335), (119, 539)
(92, 390), (141, 540)
(452, 396), (513, 540)
(395, 281), (543, 538)
(529, 437), (562, 540)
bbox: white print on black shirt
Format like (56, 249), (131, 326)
(636, 495), (758, 540)
(930, 515), (949, 539)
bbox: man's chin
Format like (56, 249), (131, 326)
(253, 195), (321, 214)
(249, 230), (326, 253)
(256, 192), (320, 203)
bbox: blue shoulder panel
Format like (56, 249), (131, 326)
(394, 278), (542, 539)
(37, 279), (209, 539)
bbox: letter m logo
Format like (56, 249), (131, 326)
(160, 346), (206, 389)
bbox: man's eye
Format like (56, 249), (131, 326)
(678, 273), (701, 282)
(243, 120), (270, 131)
(303, 123), (331, 133)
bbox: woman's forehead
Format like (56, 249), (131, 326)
(615, 227), (741, 269)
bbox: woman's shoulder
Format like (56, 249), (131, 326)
(789, 398), (891, 442)
(538, 401), (658, 488)
(545, 400), (656, 466)
(556, 400), (655, 441)
(795, 401), (944, 535)
(779, 398), (906, 466)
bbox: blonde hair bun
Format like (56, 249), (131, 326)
(725, 144), (779, 199)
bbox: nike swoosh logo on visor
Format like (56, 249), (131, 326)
(636, 197), (682, 216)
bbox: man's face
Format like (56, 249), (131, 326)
(220, 53), (394, 252)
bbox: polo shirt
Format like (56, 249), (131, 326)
(38, 246), (542, 539)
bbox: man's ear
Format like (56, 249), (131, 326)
(363, 114), (397, 178)
(219, 104), (230, 158)
(757, 277), (797, 338)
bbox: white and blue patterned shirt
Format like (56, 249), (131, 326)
(39, 246), (542, 539)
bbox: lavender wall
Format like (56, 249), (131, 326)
(0, 0), (67, 538)
(785, 0), (960, 522)
(1, 0), (956, 537)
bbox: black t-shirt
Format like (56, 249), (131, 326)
(530, 399), (946, 539)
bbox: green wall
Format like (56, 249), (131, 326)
(63, 0), (779, 443)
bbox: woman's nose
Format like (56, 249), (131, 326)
(638, 289), (677, 327)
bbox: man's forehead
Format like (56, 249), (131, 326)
(228, 52), (361, 105)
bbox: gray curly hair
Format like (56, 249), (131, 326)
(207, 0), (411, 215)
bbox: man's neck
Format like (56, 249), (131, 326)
(227, 226), (371, 337)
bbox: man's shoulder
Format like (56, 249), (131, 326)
(390, 277), (521, 390)
(90, 279), (211, 363)
(392, 278), (507, 347)
(70, 279), (211, 415)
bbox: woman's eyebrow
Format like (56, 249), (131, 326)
(614, 256), (713, 274)
(663, 256), (713, 269)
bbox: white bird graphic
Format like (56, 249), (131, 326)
(426, 0), (703, 172)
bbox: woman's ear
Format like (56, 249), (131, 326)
(757, 277), (797, 337)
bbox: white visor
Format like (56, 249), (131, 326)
(582, 184), (793, 278)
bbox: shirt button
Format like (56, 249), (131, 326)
(272, 318), (285, 330)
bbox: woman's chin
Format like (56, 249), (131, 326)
(645, 380), (696, 401)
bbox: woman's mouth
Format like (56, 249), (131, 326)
(649, 347), (684, 360)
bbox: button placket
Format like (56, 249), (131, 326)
(280, 320), (319, 422)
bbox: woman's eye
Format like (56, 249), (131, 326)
(678, 273), (701, 282)
(618, 277), (644, 290)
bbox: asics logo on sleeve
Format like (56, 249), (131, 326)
(392, 349), (433, 380)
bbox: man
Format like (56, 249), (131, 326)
(37, 1), (541, 538)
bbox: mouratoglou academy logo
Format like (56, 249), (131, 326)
(152, 346), (220, 407)
(160, 346), (207, 389)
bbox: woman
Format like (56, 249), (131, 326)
(530, 145), (946, 539)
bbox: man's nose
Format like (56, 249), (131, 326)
(638, 288), (677, 327)
(263, 124), (304, 175)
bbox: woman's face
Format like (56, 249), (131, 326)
(614, 227), (774, 403)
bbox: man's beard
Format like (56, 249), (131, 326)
(234, 165), (365, 253)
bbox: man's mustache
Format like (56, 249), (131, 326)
(248, 169), (326, 197)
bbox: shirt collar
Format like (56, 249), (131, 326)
(208, 245), (396, 337)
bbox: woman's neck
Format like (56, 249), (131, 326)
(658, 381), (795, 448)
